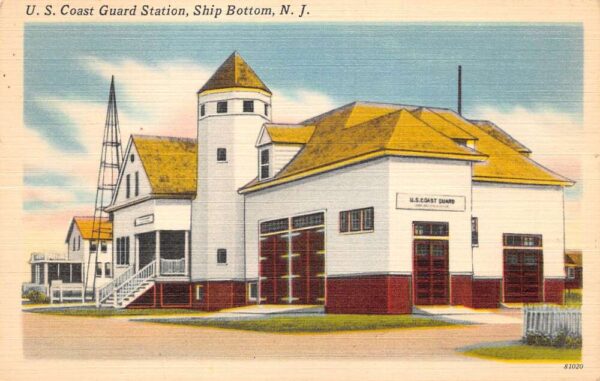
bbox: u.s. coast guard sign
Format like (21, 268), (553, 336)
(396, 193), (466, 212)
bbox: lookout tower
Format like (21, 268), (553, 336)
(192, 52), (272, 285)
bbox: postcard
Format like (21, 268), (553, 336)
(0, 0), (599, 380)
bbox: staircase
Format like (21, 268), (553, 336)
(96, 260), (156, 309)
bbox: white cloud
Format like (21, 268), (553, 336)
(471, 106), (584, 182)
(271, 88), (337, 123)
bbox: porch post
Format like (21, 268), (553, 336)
(135, 235), (140, 272)
(184, 230), (190, 276)
(156, 230), (161, 275)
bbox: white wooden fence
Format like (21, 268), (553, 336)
(50, 281), (85, 303)
(523, 305), (581, 338)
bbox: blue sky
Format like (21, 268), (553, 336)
(23, 23), (584, 251)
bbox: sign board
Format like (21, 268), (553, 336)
(134, 214), (154, 226)
(396, 193), (466, 212)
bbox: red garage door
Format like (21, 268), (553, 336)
(259, 213), (325, 305)
(503, 250), (543, 303)
(413, 240), (449, 305)
(291, 228), (325, 304)
(259, 232), (289, 304)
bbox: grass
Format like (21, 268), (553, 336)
(463, 344), (582, 362)
(26, 307), (204, 318)
(149, 314), (457, 333)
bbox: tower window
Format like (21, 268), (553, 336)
(217, 101), (228, 114)
(217, 148), (227, 162)
(130, 154), (134, 163)
(264, 103), (269, 116)
(200, 104), (206, 117)
(134, 171), (139, 196)
(260, 148), (270, 179)
(217, 248), (227, 264)
(243, 100), (254, 113)
(126, 174), (131, 199)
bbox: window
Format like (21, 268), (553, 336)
(195, 285), (204, 301)
(90, 242), (97, 252)
(78, 236), (81, 251)
(217, 248), (227, 264)
(292, 212), (324, 229)
(104, 263), (112, 278)
(339, 207), (374, 233)
(471, 217), (479, 246)
(101, 241), (107, 252)
(217, 101), (228, 113)
(503, 234), (542, 247)
(248, 282), (258, 301)
(200, 103), (206, 117)
(130, 154), (134, 163)
(217, 148), (227, 162)
(413, 222), (449, 237)
(116, 237), (130, 266)
(126, 174), (131, 198)
(134, 171), (139, 196)
(260, 218), (289, 234)
(363, 208), (374, 231)
(339, 212), (348, 233)
(264, 103), (269, 116)
(96, 262), (102, 277)
(72, 236), (76, 251)
(567, 267), (575, 279)
(260, 148), (270, 179)
(243, 100), (254, 112)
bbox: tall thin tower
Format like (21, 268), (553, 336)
(84, 76), (123, 299)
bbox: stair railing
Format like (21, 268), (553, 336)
(96, 266), (134, 307)
(112, 260), (157, 307)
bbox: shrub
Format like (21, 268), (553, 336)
(24, 290), (50, 304)
(525, 329), (581, 349)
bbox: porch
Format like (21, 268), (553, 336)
(25, 253), (84, 296)
(134, 230), (190, 278)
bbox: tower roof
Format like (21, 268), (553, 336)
(198, 52), (271, 95)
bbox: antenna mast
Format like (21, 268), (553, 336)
(84, 76), (123, 300)
(457, 65), (462, 115)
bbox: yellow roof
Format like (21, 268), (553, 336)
(411, 108), (477, 141)
(132, 135), (197, 196)
(264, 124), (315, 144)
(469, 119), (531, 155)
(565, 250), (582, 267)
(241, 102), (486, 193)
(66, 216), (112, 242)
(198, 52), (271, 95)
(429, 110), (572, 186)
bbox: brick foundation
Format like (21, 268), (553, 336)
(127, 281), (247, 310)
(450, 275), (473, 307)
(471, 278), (501, 308)
(191, 281), (247, 311)
(544, 278), (565, 304)
(326, 274), (412, 314)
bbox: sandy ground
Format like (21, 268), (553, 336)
(22, 311), (523, 360)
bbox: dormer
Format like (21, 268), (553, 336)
(255, 124), (315, 181)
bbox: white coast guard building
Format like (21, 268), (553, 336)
(100, 52), (572, 313)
